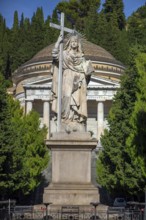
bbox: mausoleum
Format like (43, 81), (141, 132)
(12, 39), (125, 142)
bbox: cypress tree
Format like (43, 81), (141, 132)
(126, 52), (146, 197)
(12, 11), (19, 31)
(94, 12), (109, 47)
(98, 6), (128, 64)
(127, 5), (146, 46)
(15, 14), (33, 66)
(0, 74), (15, 197)
(44, 15), (58, 46)
(0, 14), (10, 78)
(30, 7), (45, 54)
(97, 49), (139, 196)
(10, 10), (21, 72)
(54, 0), (100, 32)
(0, 15), (5, 74)
(103, 0), (126, 30)
(84, 3), (99, 43)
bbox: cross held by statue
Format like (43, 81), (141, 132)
(50, 12), (80, 132)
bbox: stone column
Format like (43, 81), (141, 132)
(97, 100), (105, 140)
(43, 100), (50, 139)
(26, 99), (33, 114)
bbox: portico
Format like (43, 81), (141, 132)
(21, 74), (119, 141)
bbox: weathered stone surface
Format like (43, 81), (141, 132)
(43, 183), (99, 205)
(51, 131), (92, 140)
(43, 135), (99, 206)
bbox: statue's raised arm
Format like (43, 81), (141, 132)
(51, 34), (94, 133)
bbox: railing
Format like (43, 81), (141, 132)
(0, 205), (144, 220)
(107, 207), (144, 220)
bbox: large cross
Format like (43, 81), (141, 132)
(50, 12), (79, 132)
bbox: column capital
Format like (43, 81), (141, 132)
(96, 98), (106, 102)
(42, 99), (51, 102)
(25, 98), (34, 102)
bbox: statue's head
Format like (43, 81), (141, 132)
(64, 34), (82, 52)
(70, 35), (79, 43)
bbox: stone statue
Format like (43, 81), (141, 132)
(51, 34), (94, 132)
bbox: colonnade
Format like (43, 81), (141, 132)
(26, 99), (50, 139)
(25, 98), (105, 140)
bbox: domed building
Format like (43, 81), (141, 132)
(12, 39), (125, 141)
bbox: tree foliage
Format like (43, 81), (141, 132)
(102, 0), (126, 30)
(0, 1), (145, 79)
(54, 0), (100, 32)
(97, 49), (139, 197)
(125, 53), (146, 195)
(0, 74), (49, 199)
(127, 5), (146, 46)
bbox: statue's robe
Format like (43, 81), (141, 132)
(51, 48), (94, 123)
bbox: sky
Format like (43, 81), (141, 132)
(0, 0), (146, 28)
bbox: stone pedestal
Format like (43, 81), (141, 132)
(43, 132), (99, 206)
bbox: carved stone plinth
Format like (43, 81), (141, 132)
(43, 132), (99, 206)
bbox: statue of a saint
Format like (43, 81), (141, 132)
(51, 34), (94, 132)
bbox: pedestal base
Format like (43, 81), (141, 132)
(44, 183), (99, 205)
(43, 132), (99, 206)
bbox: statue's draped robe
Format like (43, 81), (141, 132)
(51, 48), (94, 123)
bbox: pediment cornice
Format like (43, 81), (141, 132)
(23, 75), (120, 89)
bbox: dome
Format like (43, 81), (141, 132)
(24, 39), (121, 66)
(12, 39), (125, 86)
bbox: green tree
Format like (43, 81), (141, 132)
(54, 0), (100, 32)
(0, 14), (5, 73)
(84, 3), (99, 43)
(10, 8), (45, 72)
(98, 16), (126, 63)
(126, 52), (146, 196)
(93, 12), (108, 47)
(14, 14), (33, 66)
(44, 15), (59, 46)
(9, 104), (49, 196)
(127, 5), (146, 46)
(0, 74), (10, 196)
(30, 7), (45, 55)
(90, 10), (127, 65)
(0, 14), (12, 80)
(10, 10), (21, 72)
(0, 74), (49, 199)
(103, 0), (126, 30)
(97, 49), (139, 196)
(12, 11), (19, 31)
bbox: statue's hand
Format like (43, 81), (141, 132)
(54, 34), (63, 49)
(58, 34), (63, 44)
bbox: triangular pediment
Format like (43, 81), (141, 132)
(88, 76), (119, 87)
(23, 76), (52, 86)
(23, 75), (120, 88)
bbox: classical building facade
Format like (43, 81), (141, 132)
(12, 40), (125, 142)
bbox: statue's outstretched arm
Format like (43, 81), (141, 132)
(54, 34), (63, 50)
(52, 33), (63, 61)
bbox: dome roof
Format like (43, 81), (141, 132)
(13, 39), (125, 86)
(24, 39), (122, 66)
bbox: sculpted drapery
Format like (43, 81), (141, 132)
(51, 34), (94, 132)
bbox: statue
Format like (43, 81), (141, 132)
(51, 34), (94, 132)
